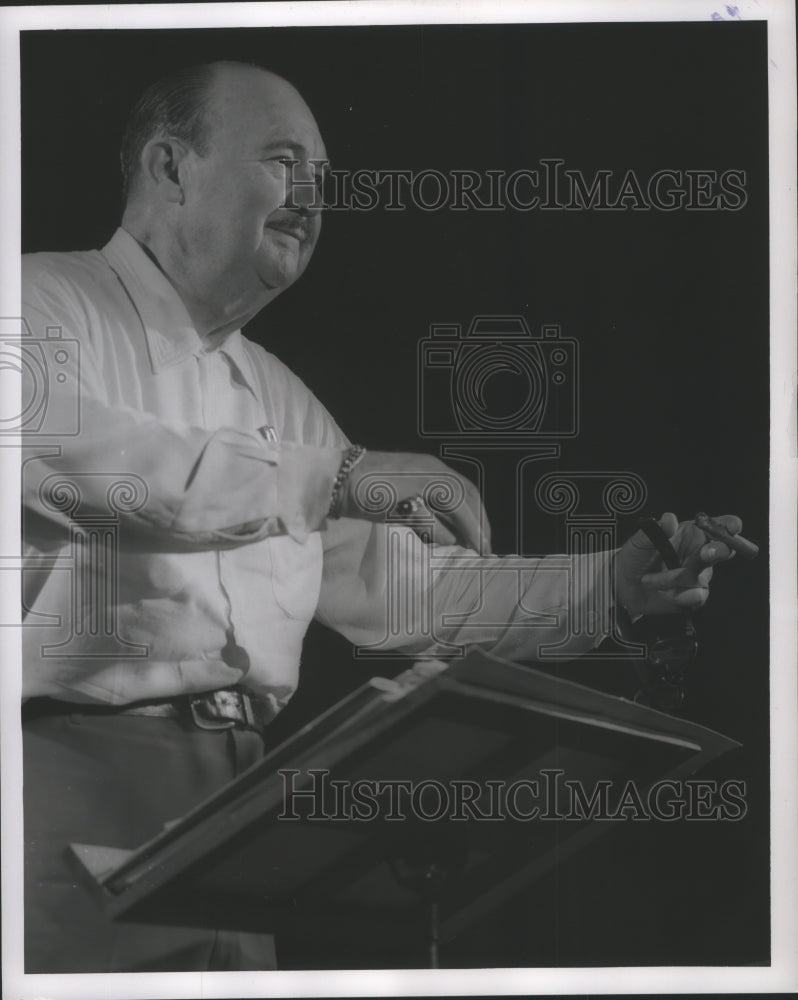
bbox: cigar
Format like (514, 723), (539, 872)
(694, 512), (759, 559)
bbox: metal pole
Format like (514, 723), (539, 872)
(427, 897), (440, 969)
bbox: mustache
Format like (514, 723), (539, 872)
(266, 217), (313, 242)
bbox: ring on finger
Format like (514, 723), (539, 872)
(395, 494), (426, 516)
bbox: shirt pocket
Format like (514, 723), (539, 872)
(267, 531), (323, 621)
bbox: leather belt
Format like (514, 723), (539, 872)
(23, 687), (273, 736)
(187, 688), (273, 733)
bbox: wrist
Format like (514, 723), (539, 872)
(328, 445), (367, 519)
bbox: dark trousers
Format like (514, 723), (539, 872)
(23, 707), (277, 973)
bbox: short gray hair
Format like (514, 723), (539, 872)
(119, 60), (265, 205)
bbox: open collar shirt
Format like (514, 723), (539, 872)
(21, 228), (614, 710)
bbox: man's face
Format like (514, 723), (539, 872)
(177, 67), (326, 317)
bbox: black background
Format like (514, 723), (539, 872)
(21, 21), (769, 969)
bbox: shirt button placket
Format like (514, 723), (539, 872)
(198, 351), (239, 669)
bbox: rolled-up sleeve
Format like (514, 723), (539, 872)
(317, 517), (616, 663)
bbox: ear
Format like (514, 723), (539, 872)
(138, 136), (192, 204)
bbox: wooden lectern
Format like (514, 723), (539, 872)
(70, 649), (741, 966)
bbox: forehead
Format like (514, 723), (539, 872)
(207, 67), (325, 156)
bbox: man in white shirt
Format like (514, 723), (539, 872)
(21, 60), (741, 972)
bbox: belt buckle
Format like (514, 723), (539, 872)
(188, 690), (240, 731)
(240, 692), (257, 729)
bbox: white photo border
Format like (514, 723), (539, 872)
(1, 2), (795, 997)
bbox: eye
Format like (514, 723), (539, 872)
(271, 157), (301, 181)
(273, 158), (328, 192)
(255, 155), (297, 170)
(257, 158), (304, 188)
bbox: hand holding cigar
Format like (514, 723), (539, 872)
(694, 512), (759, 560)
(616, 511), (756, 617)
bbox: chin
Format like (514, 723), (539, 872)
(262, 257), (311, 291)
(261, 239), (303, 276)
(261, 268), (299, 292)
